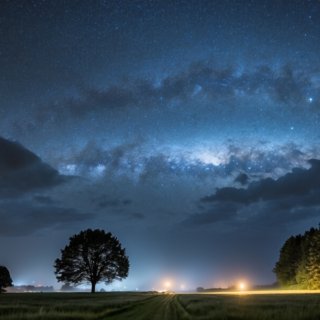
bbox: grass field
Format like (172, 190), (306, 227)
(1, 291), (320, 319)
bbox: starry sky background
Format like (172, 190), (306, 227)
(1, 0), (320, 291)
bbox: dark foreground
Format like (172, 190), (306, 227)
(1, 292), (320, 319)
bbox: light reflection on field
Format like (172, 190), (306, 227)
(190, 290), (320, 295)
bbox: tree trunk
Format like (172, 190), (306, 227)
(91, 282), (96, 293)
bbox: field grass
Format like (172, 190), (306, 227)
(1, 291), (320, 319)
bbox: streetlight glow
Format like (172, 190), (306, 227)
(238, 281), (247, 291)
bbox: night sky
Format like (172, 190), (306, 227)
(1, 0), (320, 291)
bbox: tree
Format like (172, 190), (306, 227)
(54, 229), (129, 293)
(295, 262), (309, 289)
(273, 235), (302, 286)
(307, 231), (320, 289)
(274, 227), (320, 289)
(0, 266), (13, 293)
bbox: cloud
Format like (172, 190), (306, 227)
(0, 201), (93, 236)
(182, 202), (238, 226)
(184, 159), (320, 227)
(92, 195), (132, 209)
(0, 137), (66, 197)
(234, 173), (249, 185)
(202, 159), (320, 204)
(33, 195), (57, 205)
(32, 61), (319, 125)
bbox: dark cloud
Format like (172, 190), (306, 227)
(95, 198), (132, 209)
(185, 159), (320, 227)
(271, 65), (309, 104)
(182, 202), (238, 227)
(0, 137), (66, 197)
(0, 202), (92, 236)
(33, 195), (57, 205)
(202, 159), (320, 204)
(64, 140), (141, 175)
(33, 62), (318, 124)
(234, 173), (249, 185)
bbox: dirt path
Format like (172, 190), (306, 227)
(105, 294), (190, 320)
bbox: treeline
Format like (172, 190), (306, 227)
(274, 227), (320, 289)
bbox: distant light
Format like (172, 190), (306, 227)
(238, 281), (247, 291)
(164, 280), (171, 288)
(308, 97), (313, 103)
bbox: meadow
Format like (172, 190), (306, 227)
(0, 291), (320, 320)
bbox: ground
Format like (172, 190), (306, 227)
(1, 291), (320, 319)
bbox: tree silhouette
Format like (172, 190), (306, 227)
(273, 235), (303, 286)
(0, 266), (13, 293)
(274, 227), (320, 289)
(54, 229), (129, 293)
(307, 231), (320, 289)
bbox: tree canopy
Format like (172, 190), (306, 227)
(0, 266), (13, 293)
(54, 229), (129, 293)
(274, 226), (320, 289)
